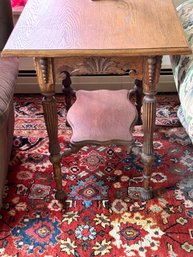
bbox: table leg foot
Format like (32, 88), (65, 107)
(128, 186), (153, 201)
(55, 190), (67, 201)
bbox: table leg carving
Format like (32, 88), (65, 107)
(142, 56), (162, 199)
(34, 57), (67, 201)
(135, 79), (143, 125)
(128, 56), (162, 201)
(62, 71), (75, 112)
(128, 79), (143, 125)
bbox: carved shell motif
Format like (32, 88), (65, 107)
(85, 57), (115, 74)
(55, 56), (142, 79)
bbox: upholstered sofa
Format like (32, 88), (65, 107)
(0, 0), (19, 207)
(170, 0), (193, 143)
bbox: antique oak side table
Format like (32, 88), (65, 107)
(2, 0), (191, 202)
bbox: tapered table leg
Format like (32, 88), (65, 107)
(141, 56), (162, 200)
(128, 56), (162, 201)
(34, 57), (67, 201)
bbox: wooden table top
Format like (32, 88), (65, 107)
(2, 0), (191, 57)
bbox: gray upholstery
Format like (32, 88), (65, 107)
(170, 0), (193, 143)
(0, 0), (19, 207)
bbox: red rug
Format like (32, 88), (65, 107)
(1, 94), (193, 257)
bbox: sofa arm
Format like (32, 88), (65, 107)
(170, 0), (193, 142)
(0, 57), (19, 125)
(0, 0), (14, 51)
(170, 0), (193, 91)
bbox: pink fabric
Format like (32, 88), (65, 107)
(11, 0), (27, 7)
(67, 90), (137, 143)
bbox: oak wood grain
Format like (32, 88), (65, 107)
(2, 0), (191, 57)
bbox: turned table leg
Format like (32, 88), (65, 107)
(34, 57), (67, 201)
(141, 56), (162, 200)
(128, 56), (162, 201)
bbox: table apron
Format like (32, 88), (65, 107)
(53, 56), (144, 82)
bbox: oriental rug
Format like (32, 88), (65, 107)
(0, 94), (193, 257)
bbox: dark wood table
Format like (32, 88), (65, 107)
(2, 0), (191, 202)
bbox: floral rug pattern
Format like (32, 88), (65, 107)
(0, 94), (193, 257)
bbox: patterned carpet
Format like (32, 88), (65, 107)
(1, 94), (193, 257)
